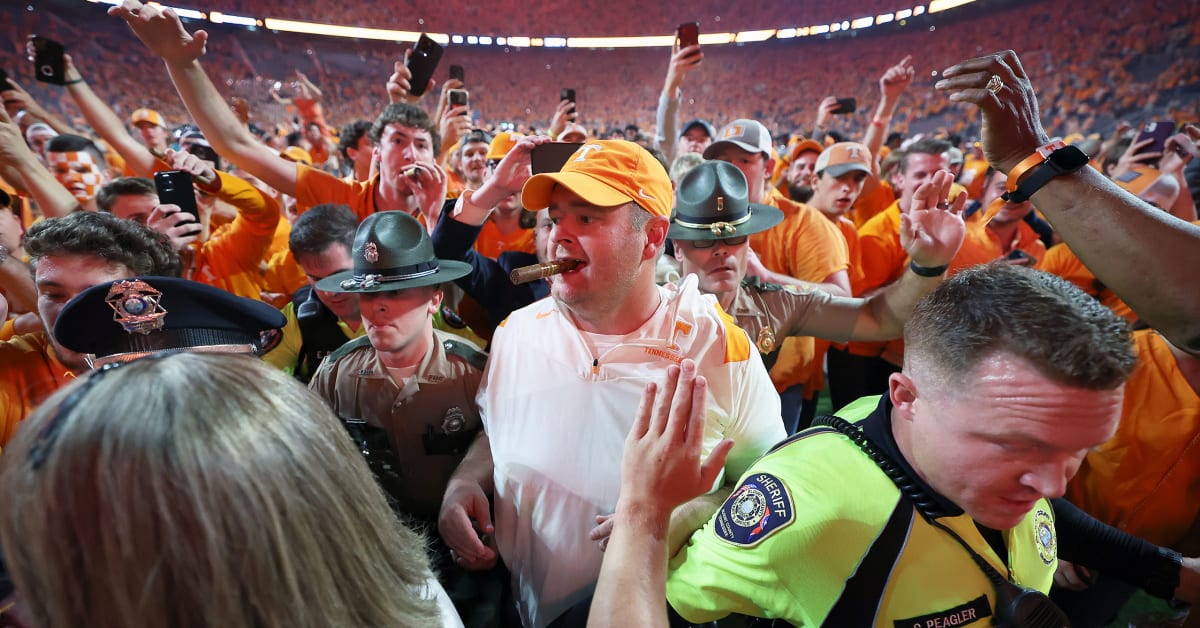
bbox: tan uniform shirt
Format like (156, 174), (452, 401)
(726, 278), (857, 372)
(308, 329), (486, 520)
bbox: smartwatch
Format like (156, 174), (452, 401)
(1002, 144), (1090, 204)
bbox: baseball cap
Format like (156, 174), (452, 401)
(787, 138), (824, 162)
(487, 131), (524, 161)
(130, 108), (166, 128)
(55, 277), (286, 366)
(703, 119), (772, 159)
(460, 128), (493, 150)
(944, 147), (965, 166)
(521, 140), (672, 217)
(281, 146), (313, 165)
(814, 142), (875, 180)
(559, 123), (588, 143)
(680, 119), (716, 140)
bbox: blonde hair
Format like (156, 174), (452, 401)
(0, 353), (439, 627)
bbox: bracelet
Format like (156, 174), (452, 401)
(909, 260), (948, 277)
(871, 119), (887, 127)
(63, 78), (83, 85)
(1006, 140), (1065, 193)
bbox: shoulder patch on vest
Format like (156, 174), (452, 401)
(325, 335), (372, 364)
(1034, 507), (1056, 565)
(714, 472), (794, 547)
(443, 338), (488, 371)
(715, 304), (751, 364)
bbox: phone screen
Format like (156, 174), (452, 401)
(32, 36), (66, 85)
(834, 98), (857, 114)
(677, 22), (700, 49)
(1134, 121), (1176, 157)
(531, 143), (584, 175)
(448, 89), (469, 109)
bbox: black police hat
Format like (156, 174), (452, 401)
(55, 276), (286, 366)
(317, 211), (472, 293)
(667, 161), (784, 241)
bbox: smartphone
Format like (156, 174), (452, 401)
(677, 22), (700, 49)
(31, 36), (66, 85)
(531, 142), (584, 175)
(1134, 120), (1176, 157)
(154, 171), (199, 227)
(405, 34), (444, 98)
(448, 88), (469, 110)
(834, 97), (857, 114)
(0, 69), (9, 90)
(561, 88), (576, 107)
(449, 64), (465, 83)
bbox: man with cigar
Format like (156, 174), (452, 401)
(113, 2), (448, 225)
(439, 139), (785, 627)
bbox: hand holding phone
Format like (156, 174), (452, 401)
(154, 171), (199, 227)
(834, 97), (857, 114)
(531, 142), (584, 175)
(561, 88), (576, 113)
(1134, 121), (1176, 158)
(405, 34), (444, 98)
(31, 36), (66, 85)
(448, 89), (469, 111)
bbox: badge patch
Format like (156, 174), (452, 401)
(1034, 508), (1056, 565)
(714, 473), (793, 546)
(893, 594), (991, 628)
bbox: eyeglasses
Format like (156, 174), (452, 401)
(687, 236), (749, 249)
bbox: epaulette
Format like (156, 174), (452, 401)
(323, 335), (372, 364)
(442, 337), (488, 371)
(741, 276), (786, 293)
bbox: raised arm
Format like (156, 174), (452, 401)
(654, 44), (702, 158)
(110, 0), (298, 196)
(863, 55), (913, 161)
(0, 109), (79, 218)
(0, 76), (77, 137)
(937, 50), (1200, 356)
(56, 52), (158, 176)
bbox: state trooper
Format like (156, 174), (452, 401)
(667, 160), (966, 428)
(306, 210), (506, 627)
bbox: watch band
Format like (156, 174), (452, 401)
(909, 261), (948, 277)
(1006, 140), (1067, 194)
(1003, 145), (1090, 204)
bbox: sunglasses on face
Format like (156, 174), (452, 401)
(688, 236), (749, 248)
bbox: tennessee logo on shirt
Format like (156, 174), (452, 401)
(714, 473), (793, 547)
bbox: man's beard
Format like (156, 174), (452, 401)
(788, 183), (814, 204)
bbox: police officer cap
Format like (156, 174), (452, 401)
(55, 276), (286, 366)
(317, 211), (472, 294)
(667, 161), (784, 241)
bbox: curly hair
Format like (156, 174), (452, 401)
(25, 211), (181, 277)
(369, 103), (441, 156)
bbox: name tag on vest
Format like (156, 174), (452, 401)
(893, 594), (991, 628)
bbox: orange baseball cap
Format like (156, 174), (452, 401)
(130, 108), (165, 128)
(521, 140), (672, 217)
(281, 146), (313, 165)
(814, 142), (875, 180)
(487, 132), (524, 160)
(788, 138), (824, 162)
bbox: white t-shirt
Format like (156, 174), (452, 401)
(479, 275), (785, 627)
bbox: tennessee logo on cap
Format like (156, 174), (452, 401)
(572, 144), (604, 162)
(723, 125), (744, 139)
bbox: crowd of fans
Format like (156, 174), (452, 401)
(1, 0), (1199, 625)
(3, 0), (1197, 139)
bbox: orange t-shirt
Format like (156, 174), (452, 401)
(851, 179), (895, 229)
(474, 220), (536, 259)
(190, 171), (281, 301)
(1040, 242), (1135, 322)
(0, 332), (77, 450)
(1065, 330), (1200, 547)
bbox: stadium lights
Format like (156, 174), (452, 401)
(699, 32), (735, 45)
(876, 13), (895, 24)
(914, 5), (927, 15)
(209, 11), (256, 26)
(507, 36), (532, 47)
(734, 29), (775, 43)
(851, 16), (874, 29)
(809, 24), (830, 35)
(896, 8), (913, 19)
(261, 18), (430, 43)
(566, 35), (674, 48)
(775, 28), (797, 39)
(544, 37), (567, 48)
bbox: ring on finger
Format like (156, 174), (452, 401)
(985, 74), (1004, 94)
(936, 201), (950, 210)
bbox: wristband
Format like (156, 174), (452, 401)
(909, 261), (948, 277)
(1144, 547), (1182, 601)
(1003, 144), (1091, 204)
(1005, 140), (1066, 194)
(871, 119), (887, 127)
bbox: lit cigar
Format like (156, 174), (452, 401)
(403, 166), (421, 180)
(510, 259), (581, 284)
